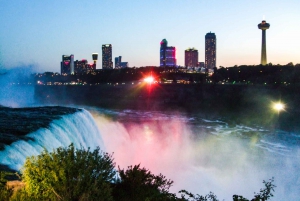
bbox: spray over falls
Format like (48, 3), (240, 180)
(0, 107), (299, 200)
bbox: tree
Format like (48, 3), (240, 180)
(233, 178), (276, 201)
(178, 190), (219, 201)
(112, 164), (176, 201)
(22, 144), (116, 201)
(0, 171), (14, 200)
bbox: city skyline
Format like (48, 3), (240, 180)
(1, 0), (300, 72)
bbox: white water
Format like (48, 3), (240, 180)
(1, 108), (300, 200)
(0, 109), (104, 170)
(90, 109), (300, 201)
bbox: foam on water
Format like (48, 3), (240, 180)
(89, 108), (300, 201)
(0, 109), (104, 170)
(0, 107), (299, 200)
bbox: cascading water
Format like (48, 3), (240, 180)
(0, 109), (104, 170)
(90, 108), (300, 201)
(0, 107), (299, 200)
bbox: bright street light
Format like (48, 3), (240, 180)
(273, 102), (285, 112)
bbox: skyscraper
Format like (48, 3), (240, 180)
(258, 20), (270, 65)
(185, 48), (198, 67)
(61, 54), (74, 75)
(160, 39), (176, 67)
(102, 44), (113, 69)
(205, 32), (216, 69)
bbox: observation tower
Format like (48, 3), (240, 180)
(258, 20), (270, 65)
(92, 53), (98, 69)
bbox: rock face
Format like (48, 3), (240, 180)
(0, 106), (80, 150)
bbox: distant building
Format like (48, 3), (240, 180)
(120, 62), (128, 68)
(185, 48), (198, 67)
(61, 54), (74, 74)
(199, 62), (205, 68)
(92, 53), (98, 69)
(205, 32), (216, 69)
(74, 59), (94, 74)
(115, 56), (122, 68)
(160, 39), (176, 67)
(102, 44), (113, 69)
(115, 56), (128, 68)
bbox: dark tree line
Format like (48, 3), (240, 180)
(212, 63), (300, 85)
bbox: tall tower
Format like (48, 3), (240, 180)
(160, 39), (176, 67)
(205, 32), (216, 69)
(102, 44), (113, 69)
(92, 53), (98, 69)
(258, 20), (270, 65)
(160, 39), (168, 67)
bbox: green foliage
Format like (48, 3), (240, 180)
(2, 144), (277, 201)
(112, 164), (176, 201)
(0, 171), (14, 201)
(178, 190), (219, 201)
(22, 143), (116, 201)
(233, 178), (276, 201)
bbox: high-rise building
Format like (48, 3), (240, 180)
(115, 56), (122, 68)
(205, 32), (216, 69)
(102, 44), (113, 69)
(258, 20), (270, 65)
(160, 39), (176, 67)
(185, 48), (198, 67)
(61, 54), (74, 74)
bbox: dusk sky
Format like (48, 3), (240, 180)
(0, 0), (299, 72)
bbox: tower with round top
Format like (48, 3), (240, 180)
(258, 20), (270, 65)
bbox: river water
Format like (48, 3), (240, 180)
(0, 85), (299, 200)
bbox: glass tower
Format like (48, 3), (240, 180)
(102, 44), (113, 69)
(205, 32), (216, 69)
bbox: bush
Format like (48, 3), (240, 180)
(112, 164), (176, 201)
(22, 144), (116, 201)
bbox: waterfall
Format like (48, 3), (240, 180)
(0, 109), (105, 171)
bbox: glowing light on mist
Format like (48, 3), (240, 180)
(144, 76), (154, 84)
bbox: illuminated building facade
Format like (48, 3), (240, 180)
(61, 54), (74, 74)
(92, 53), (98, 69)
(115, 56), (128, 68)
(160, 39), (176, 67)
(74, 59), (94, 74)
(185, 48), (198, 67)
(115, 56), (122, 68)
(120, 62), (128, 68)
(199, 62), (205, 68)
(205, 32), (216, 69)
(102, 44), (113, 69)
(258, 20), (270, 65)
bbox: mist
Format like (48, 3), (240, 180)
(91, 110), (300, 201)
(0, 66), (37, 107)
